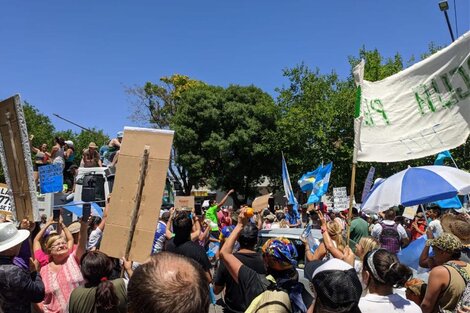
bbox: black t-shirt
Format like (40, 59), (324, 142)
(214, 252), (266, 313)
(165, 238), (211, 271)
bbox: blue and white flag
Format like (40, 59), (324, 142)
(434, 150), (452, 165)
(307, 162), (333, 204)
(282, 153), (299, 208)
(298, 165), (322, 192)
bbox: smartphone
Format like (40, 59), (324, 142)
(52, 210), (60, 222)
(82, 204), (91, 221)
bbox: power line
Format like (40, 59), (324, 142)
(453, 0), (459, 37)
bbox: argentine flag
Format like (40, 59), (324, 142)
(282, 153), (299, 210)
(298, 165), (322, 192)
(307, 162), (333, 204)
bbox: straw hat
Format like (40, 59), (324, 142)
(88, 142), (98, 149)
(440, 213), (470, 246)
(0, 222), (30, 253)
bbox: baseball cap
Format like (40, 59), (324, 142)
(305, 259), (362, 312)
(117, 131), (124, 138)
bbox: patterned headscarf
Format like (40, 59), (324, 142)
(262, 237), (298, 270)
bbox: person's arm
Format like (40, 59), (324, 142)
(60, 218), (74, 251)
(33, 218), (56, 252)
(75, 219), (88, 262)
(306, 242), (326, 262)
(25, 258), (45, 303)
(421, 266), (449, 313)
(122, 257), (134, 278)
(419, 229), (435, 269)
(412, 222), (426, 235)
(97, 201), (109, 232)
(217, 189), (234, 209)
(318, 212), (344, 259)
(190, 214), (201, 242)
(220, 208), (247, 283)
(165, 208), (175, 240)
(199, 224), (210, 242)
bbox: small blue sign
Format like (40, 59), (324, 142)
(39, 164), (63, 193)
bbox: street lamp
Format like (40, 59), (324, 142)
(438, 1), (455, 42)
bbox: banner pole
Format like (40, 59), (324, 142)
(121, 146), (150, 277)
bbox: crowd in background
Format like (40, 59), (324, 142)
(1, 184), (470, 312)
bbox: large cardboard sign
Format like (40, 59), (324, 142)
(0, 95), (38, 221)
(252, 193), (272, 213)
(174, 196), (195, 210)
(100, 127), (174, 263)
(402, 205), (419, 220)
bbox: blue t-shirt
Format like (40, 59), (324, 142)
(285, 212), (299, 227)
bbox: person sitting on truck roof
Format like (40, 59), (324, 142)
(82, 142), (102, 168)
(103, 131), (123, 167)
(205, 189), (234, 237)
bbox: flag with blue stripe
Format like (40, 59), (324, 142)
(307, 162), (333, 204)
(282, 154), (299, 208)
(435, 195), (462, 209)
(298, 165), (322, 192)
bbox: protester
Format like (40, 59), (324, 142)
(30, 138), (50, 187)
(371, 208), (409, 254)
(82, 142), (102, 168)
(343, 236), (381, 287)
(420, 232), (469, 312)
(104, 131), (123, 166)
(410, 212), (426, 241)
(51, 136), (66, 169)
(285, 204), (301, 228)
(205, 189), (235, 236)
(64, 140), (75, 170)
(68, 251), (129, 313)
(304, 258), (362, 313)
(164, 210), (212, 282)
(0, 222), (45, 313)
(151, 211), (171, 255)
(220, 208), (312, 313)
(426, 206), (443, 238)
(214, 223), (266, 313)
(305, 210), (345, 261)
(66, 164), (79, 192)
(37, 219), (88, 313)
(128, 252), (210, 313)
(33, 216), (74, 267)
(359, 249), (420, 312)
(349, 207), (369, 244)
(218, 207), (233, 229)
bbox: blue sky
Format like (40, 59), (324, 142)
(0, 1), (468, 137)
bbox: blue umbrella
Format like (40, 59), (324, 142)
(362, 166), (470, 213)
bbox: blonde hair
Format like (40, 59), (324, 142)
(357, 236), (380, 259)
(327, 221), (344, 250)
(45, 235), (64, 255)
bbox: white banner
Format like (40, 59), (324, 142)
(356, 31), (470, 162)
(333, 187), (348, 211)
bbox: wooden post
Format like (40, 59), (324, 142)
(121, 146), (150, 277)
(346, 163), (357, 245)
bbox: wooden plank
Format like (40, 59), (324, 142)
(0, 95), (38, 221)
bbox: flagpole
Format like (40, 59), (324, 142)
(346, 117), (363, 245)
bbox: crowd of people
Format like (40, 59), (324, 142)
(0, 182), (470, 312)
(29, 131), (123, 191)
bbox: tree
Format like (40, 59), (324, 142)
(171, 84), (280, 204)
(127, 74), (205, 195)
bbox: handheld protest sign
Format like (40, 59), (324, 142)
(0, 95), (38, 221)
(38, 164), (64, 194)
(174, 196), (195, 210)
(252, 193), (272, 213)
(100, 127), (174, 264)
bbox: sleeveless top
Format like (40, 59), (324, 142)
(40, 254), (84, 313)
(52, 146), (65, 164)
(439, 262), (470, 311)
(35, 151), (46, 164)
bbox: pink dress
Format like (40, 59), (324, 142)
(40, 253), (84, 313)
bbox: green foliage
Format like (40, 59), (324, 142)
(172, 84), (279, 204)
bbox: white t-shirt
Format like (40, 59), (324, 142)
(87, 227), (103, 250)
(428, 220), (443, 238)
(359, 293), (422, 313)
(371, 220), (409, 240)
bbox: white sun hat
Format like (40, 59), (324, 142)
(0, 222), (30, 253)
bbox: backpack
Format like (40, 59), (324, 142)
(441, 262), (470, 313)
(245, 276), (292, 313)
(379, 222), (401, 254)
